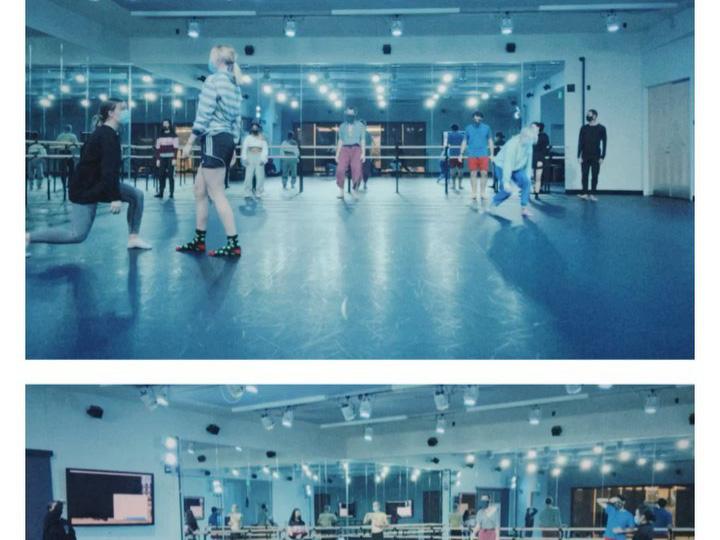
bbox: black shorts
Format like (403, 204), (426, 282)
(201, 132), (235, 169)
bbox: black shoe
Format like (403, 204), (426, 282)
(154, 193), (163, 198)
(169, 194), (174, 199)
(534, 193), (540, 200)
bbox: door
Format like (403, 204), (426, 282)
(423, 490), (442, 523)
(648, 80), (691, 199)
(26, 449), (54, 540)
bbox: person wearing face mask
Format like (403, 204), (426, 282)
(531, 122), (551, 200)
(597, 496), (635, 540)
(287, 508), (308, 539)
(460, 111), (494, 202)
(577, 109), (607, 201)
(154, 119), (179, 199)
(242, 122), (269, 198)
(335, 106), (366, 199)
(472, 496), (499, 540)
(632, 506), (655, 540)
(26, 99), (152, 254)
(490, 125), (538, 218)
(280, 131), (300, 190)
(42, 501), (76, 540)
(177, 45), (243, 258)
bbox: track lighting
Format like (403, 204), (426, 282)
(340, 399), (356, 421)
(565, 385), (582, 395)
(187, 20), (200, 39)
(645, 392), (659, 414)
(606, 12), (620, 32)
(391, 17), (403, 37)
(281, 408), (294, 428)
(435, 415), (446, 434)
(364, 426), (373, 441)
(434, 387), (449, 411)
(261, 412), (275, 430)
(500, 13), (513, 35)
(499, 458), (511, 469)
(528, 406), (541, 425)
(463, 386), (479, 407)
(359, 396), (372, 419)
(284, 17), (297, 37)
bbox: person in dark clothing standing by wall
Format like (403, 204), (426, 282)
(42, 501), (76, 540)
(531, 122), (551, 200)
(524, 507), (538, 538)
(155, 119), (179, 199)
(577, 108), (607, 201)
(632, 507), (655, 540)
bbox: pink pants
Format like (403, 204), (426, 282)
(336, 145), (362, 189)
(476, 530), (497, 540)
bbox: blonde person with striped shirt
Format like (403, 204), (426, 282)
(177, 45), (243, 258)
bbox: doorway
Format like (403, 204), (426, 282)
(26, 449), (54, 540)
(648, 79), (692, 199)
(423, 490), (442, 523)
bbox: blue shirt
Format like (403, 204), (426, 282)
(604, 506), (635, 540)
(463, 122), (492, 157)
(446, 131), (464, 157)
(653, 507), (672, 528)
(209, 512), (221, 527)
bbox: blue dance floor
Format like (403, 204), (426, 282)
(25, 177), (694, 359)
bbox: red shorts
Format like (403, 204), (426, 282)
(468, 157), (490, 171)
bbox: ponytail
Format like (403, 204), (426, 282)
(94, 98), (123, 128)
(210, 45), (242, 85)
(232, 63), (243, 86)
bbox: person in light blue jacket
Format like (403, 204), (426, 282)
(491, 125), (539, 217)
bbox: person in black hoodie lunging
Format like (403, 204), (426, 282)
(42, 501), (76, 540)
(577, 108), (607, 201)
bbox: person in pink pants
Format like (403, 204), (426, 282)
(334, 106), (366, 199)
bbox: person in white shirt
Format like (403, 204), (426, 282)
(364, 501), (389, 540)
(473, 496), (500, 540)
(228, 504), (243, 532)
(241, 122), (269, 199)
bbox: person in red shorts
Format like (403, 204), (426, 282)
(460, 111), (494, 203)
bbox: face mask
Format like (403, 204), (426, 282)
(345, 114), (355, 122)
(208, 61), (218, 74)
(251, 128), (259, 134)
(586, 115), (594, 122)
(117, 109), (131, 125)
(474, 117), (481, 123)
(634, 515), (643, 526)
(163, 126), (170, 131)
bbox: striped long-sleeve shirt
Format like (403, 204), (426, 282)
(192, 71), (243, 143)
(155, 132), (179, 159)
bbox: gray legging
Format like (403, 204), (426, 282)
(30, 183), (144, 244)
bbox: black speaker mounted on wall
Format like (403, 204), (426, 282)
(505, 43), (516, 53)
(206, 424), (220, 435)
(551, 425), (563, 437)
(86, 405), (104, 419)
(266, 450), (277, 458)
(427, 437), (438, 447)
(244, 45), (255, 56)
(566, 84), (576, 93)
(382, 44), (392, 55)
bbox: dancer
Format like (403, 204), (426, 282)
(335, 105), (366, 199)
(632, 507), (655, 540)
(154, 119), (179, 199)
(241, 122), (269, 198)
(27, 134), (48, 190)
(287, 508), (308, 539)
(491, 126), (538, 217)
(460, 111), (494, 202)
(444, 124), (465, 190)
(531, 122), (551, 199)
(54, 125), (80, 193)
(363, 501), (389, 540)
(473, 496), (500, 540)
(177, 44), (243, 257)
(577, 108), (607, 201)
(597, 496), (635, 540)
(279, 130), (299, 190)
(536, 497), (562, 538)
(26, 99), (151, 253)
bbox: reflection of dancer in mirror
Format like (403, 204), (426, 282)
(242, 122), (269, 198)
(287, 508), (308, 539)
(473, 496), (500, 540)
(460, 111), (494, 202)
(335, 106), (366, 199)
(155, 119), (179, 199)
(177, 45), (243, 258)
(491, 126), (539, 218)
(531, 122), (551, 200)
(444, 123), (465, 191)
(280, 131), (300, 190)
(228, 504), (243, 532)
(364, 501), (389, 540)
(26, 99), (152, 255)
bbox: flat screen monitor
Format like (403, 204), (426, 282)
(339, 502), (356, 518)
(184, 496), (205, 520)
(386, 500), (413, 518)
(66, 468), (154, 526)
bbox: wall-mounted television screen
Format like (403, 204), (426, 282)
(66, 468), (154, 526)
(339, 502), (356, 518)
(386, 500), (413, 518)
(184, 496), (205, 520)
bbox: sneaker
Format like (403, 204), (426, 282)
(154, 193), (163, 198)
(208, 245), (241, 258)
(589, 194), (599, 201)
(577, 194), (589, 200)
(169, 194), (174, 199)
(522, 207), (533, 218)
(337, 188), (345, 199)
(176, 239), (206, 253)
(127, 237), (152, 250)
(534, 193), (540, 200)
